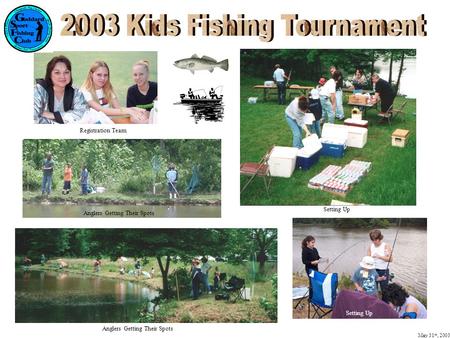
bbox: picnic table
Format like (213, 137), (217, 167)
(347, 100), (379, 119)
(253, 84), (314, 102)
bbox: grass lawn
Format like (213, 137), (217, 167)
(34, 51), (157, 107)
(240, 76), (416, 205)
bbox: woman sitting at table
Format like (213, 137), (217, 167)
(81, 60), (147, 124)
(127, 60), (158, 123)
(34, 55), (89, 124)
(351, 68), (368, 93)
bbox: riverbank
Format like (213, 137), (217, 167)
(20, 259), (163, 290)
(23, 191), (221, 206)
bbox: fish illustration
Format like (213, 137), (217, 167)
(174, 54), (229, 74)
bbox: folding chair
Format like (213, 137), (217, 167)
(307, 270), (338, 318)
(293, 286), (309, 310)
(240, 146), (273, 196)
(224, 276), (246, 303)
(378, 100), (407, 126)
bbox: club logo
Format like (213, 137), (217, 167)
(4, 5), (52, 53)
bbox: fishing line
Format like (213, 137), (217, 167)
(322, 239), (367, 273)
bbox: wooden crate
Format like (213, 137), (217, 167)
(391, 129), (410, 147)
(348, 94), (367, 105)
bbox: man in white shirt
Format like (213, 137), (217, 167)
(273, 64), (290, 105)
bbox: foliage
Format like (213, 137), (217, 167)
(259, 274), (277, 321)
(166, 267), (192, 299)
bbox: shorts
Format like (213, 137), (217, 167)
(63, 181), (71, 190)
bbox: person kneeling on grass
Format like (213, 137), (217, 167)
(352, 256), (386, 297)
(382, 283), (427, 319)
(285, 96), (311, 148)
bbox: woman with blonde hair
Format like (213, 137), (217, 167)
(127, 60), (158, 114)
(81, 60), (147, 123)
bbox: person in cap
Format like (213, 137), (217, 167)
(308, 89), (323, 138)
(352, 256), (386, 297)
(191, 259), (202, 300)
(382, 283), (427, 319)
(272, 64), (290, 105)
(318, 74), (337, 124)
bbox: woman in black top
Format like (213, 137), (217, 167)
(301, 235), (321, 274)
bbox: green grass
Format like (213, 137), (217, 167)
(34, 51), (157, 106)
(240, 76), (416, 205)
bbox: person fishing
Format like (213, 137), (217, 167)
(166, 163), (179, 199)
(301, 235), (321, 274)
(367, 229), (393, 293)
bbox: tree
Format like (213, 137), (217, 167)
(252, 229), (277, 274)
(90, 228), (230, 298)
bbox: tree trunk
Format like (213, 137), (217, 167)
(388, 51), (394, 84)
(395, 51), (405, 97)
(370, 50), (375, 76)
(156, 255), (171, 298)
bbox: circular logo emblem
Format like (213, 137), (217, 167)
(4, 5), (52, 53)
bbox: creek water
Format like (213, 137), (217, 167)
(15, 270), (158, 323)
(23, 203), (221, 218)
(293, 225), (426, 298)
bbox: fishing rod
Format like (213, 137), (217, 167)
(286, 69), (293, 87)
(168, 180), (180, 198)
(322, 239), (367, 273)
(386, 218), (401, 276)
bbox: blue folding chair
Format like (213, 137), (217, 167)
(307, 269), (338, 318)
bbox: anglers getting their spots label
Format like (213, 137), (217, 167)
(4, 5), (52, 52)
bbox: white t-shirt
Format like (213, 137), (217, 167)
(370, 242), (389, 270)
(82, 88), (115, 108)
(273, 68), (286, 82)
(319, 79), (336, 97)
(285, 98), (305, 127)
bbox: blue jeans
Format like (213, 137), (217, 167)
(309, 120), (322, 138)
(276, 81), (286, 105)
(42, 174), (52, 194)
(320, 96), (335, 124)
(335, 89), (344, 119)
(285, 115), (303, 148)
(81, 183), (88, 195)
(376, 268), (389, 293)
(202, 273), (210, 292)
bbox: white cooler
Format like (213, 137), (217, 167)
(345, 125), (368, 148)
(268, 146), (298, 177)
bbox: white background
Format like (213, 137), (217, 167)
(1, 0), (448, 337)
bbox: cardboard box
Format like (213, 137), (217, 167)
(391, 129), (410, 147)
(348, 94), (368, 105)
(344, 118), (368, 128)
(296, 134), (322, 170)
(320, 123), (348, 158)
(268, 146), (298, 177)
(345, 125), (368, 148)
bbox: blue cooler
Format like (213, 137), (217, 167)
(296, 134), (322, 170)
(320, 123), (348, 158)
